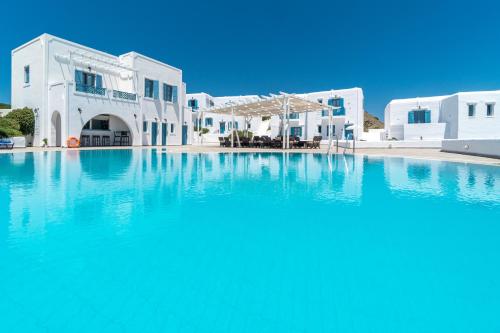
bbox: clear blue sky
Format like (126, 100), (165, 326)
(1, 0), (500, 119)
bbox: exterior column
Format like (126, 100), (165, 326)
(231, 106), (234, 148)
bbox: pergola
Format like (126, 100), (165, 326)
(201, 93), (338, 149)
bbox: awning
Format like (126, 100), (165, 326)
(206, 93), (333, 117)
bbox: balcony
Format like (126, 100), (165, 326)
(113, 90), (137, 101)
(76, 84), (106, 96)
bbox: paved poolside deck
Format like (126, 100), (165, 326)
(1, 145), (499, 166)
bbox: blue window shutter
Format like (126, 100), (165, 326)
(425, 110), (431, 123)
(172, 86), (178, 103)
(408, 111), (415, 124)
(96, 75), (103, 88)
(145, 79), (150, 97)
(328, 98), (334, 106)
(153, 80), (159, 99)
(194, 99), (198, 109)
(75, 70), (83, 84)
(162, 83), (166, 101)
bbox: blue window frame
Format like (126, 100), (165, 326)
(75, 70), (104, 95)
(408, 109), (431, 123)
(188, 99), (199, 110)
(24, 65), (30, 84)
(290, 127), (302, 137)
(205, 118), (213, 127)
(468, 104), (476, 117)
(163, 83), (177, 102)
(328, 97), (345, 116)
(289, 113), (299, 119)
(487, 103), (495, 117)
(145, 78), (159, 99)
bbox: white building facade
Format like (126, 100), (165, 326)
(187, 88), (364, 143)
(385, 90), (500, 141)
(11, 34), (191, 147)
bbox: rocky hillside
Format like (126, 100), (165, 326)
(364, 111), (384, 131)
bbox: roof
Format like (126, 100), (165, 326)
(206, 93), (333, 117)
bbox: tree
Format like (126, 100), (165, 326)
(5, 108), (35, 135)
(0, 117), (22, 138)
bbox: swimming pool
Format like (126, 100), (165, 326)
(1, 150), (499, 332)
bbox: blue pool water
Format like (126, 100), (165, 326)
(1, 150), (499, 332)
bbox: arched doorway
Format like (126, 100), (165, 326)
(79, 114), (133, 147)
(51, 111), (61, 147)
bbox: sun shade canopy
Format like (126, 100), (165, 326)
(205, 93), (334, 117)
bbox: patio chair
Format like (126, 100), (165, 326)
(251, 136), (262, 148)
(92, 135), (101, 147)
(261, 136), (272, 148)
(310, 136), (322, 149)
(218, 137), (225, 147)
(80, 135), (90, 147)
(0, 138), (14, 150)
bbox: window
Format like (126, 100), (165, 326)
(328, 97), (345, 116)
(143, 121), (148, 132)
(145, 78), (159, 99)
(326, 124), (336, 136)
(75, 70), (103, 94)
(289, 113), (299, 119)
(317, 125), (322, 133)
(24, 65), (30, 84)
(163, 84), (178, 103)
(468, 104), (475, 117)
(290, 127), (302, 137)
(170, 123), (175, 133)
(487, 103), (495, 117)
(408, 109), (431, 123)
(205, 118), (213, 127)
(83, 121), (90, 130)
(188, 99), (199, 110)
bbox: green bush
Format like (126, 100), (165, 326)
(0, 117), (22, 138)
(229, 130), (253, 140)
(5, 108), (34, 135)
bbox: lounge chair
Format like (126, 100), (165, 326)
(251, 136), (261, 148)
(307, 136), (322, 149)
(0, 138), (14, 149)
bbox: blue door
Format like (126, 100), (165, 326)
(220, 122), (225, 134)
(152, 122), (158, 145)
(162, 123), (167, 146)
(182, 125), (188, 145)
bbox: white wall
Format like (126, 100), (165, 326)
(442, 139), (500, 158)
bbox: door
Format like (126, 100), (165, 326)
(182, 125), (188, 145)
(151, 122), (158, 145)
(220, 122), (225, 134)
(162, 123), (167, 146)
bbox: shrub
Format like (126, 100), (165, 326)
(5, 108), (35, 135)
(0, 117), (22, 138)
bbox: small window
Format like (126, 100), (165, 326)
(317, 125), (322, 133)
(145, 79), (158, 99)
(486, 103), (495, 117)
(468, 104), (476, 117)
(143, 121), (148, 132)
(24, 65), (30, 84)
(163, 83), (177, 102)
(170, 123), (175, 133)
(188, 99), (199, 110)
(205, 118), (213, 127)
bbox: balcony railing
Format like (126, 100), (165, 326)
(113, 90), (137, 101)
(76, 84), (106, 96)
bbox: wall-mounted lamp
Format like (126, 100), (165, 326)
(78, 108), (82, 114)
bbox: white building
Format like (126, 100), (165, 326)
(11, 34), (191, 147)
(187, 88), (364, 143)
(385, 90), (500, 141)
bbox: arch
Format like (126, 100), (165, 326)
(78, 113), (134, 147)
(51, 111), (62, 147)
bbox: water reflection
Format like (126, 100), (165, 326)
(1, 150), (499, 240)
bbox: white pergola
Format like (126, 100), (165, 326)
(201, 93), (338, 149)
